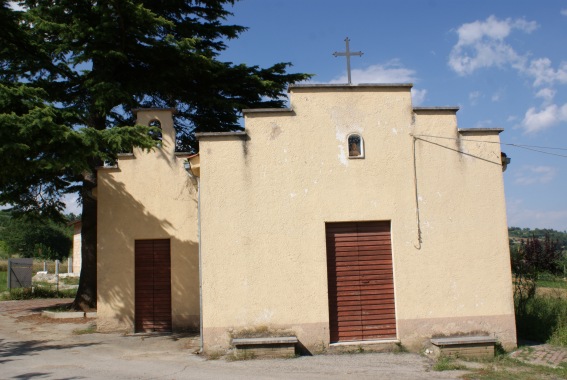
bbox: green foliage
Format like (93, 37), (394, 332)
(0, 211), (72, 260)
(73, 324), (97, 335)
(433, 356), (467, 371)
(1, 0), (310, 308)
(0, 82), (157, 219)
(12, 0), (311, 151)
(511, 243), (538, 314)
(0, 241), (8, 259)
(61, 276), (80, 285)
(511, 233), (565, 318)
(464, 356), (567, 380)
(537, 273), (567, 290)
(509, 227), (567, 244)
(515, 294), (567, 347)
(0, 285), (77, 300)
(521, 235), (563, 275)
(0, 270), (6, 293)
(510, 232), (565, 274)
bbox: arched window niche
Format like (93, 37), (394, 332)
(347, 133), (364, 158)
(148, 119), (163, 144)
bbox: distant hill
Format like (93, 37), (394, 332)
(509, 227), (567, 248)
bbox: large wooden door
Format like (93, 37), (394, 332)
(326, 222), (397, 343)
(135, 239), (172, 332)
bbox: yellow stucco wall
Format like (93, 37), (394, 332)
(97, 109), (200, 332)
(198, 85), (516, 352)
(72, 222), (81, 274)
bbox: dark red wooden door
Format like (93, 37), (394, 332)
(326, 222), (396, 342)
(135, 239), (172, 332)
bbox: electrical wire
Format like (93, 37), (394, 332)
(412, 134), (567, 158)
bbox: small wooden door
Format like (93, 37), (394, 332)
(326, 221), (397, 342)
(135, 239), (172, 332)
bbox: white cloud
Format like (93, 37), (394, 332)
(454, 16), (536, 46)
(0, 194), (81, 216)
(328, 60), (426, 104)
(525, 58), (567, 86)
(411, 89), (427, 106)
(469, 91), (481, 105)
(329, 60), (417, 84)
(521, 103), (567, 133)
(491, 88), (505, 102)
(62, 193), (82, 215)
(561, 9), (567, 16)
(474, 119), (493, 128)
(514, 165), (557, 185)
(507, 198), (567, 231)
(507, 115), (518, 122)
(449, 15), (567, 90)
(448, 16), (537, 75)
(8, 2), (25, 11)
(535, 87), (556, 104)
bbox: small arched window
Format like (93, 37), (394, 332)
(148, 119), (162, 143)
(348, 133), (364, 158)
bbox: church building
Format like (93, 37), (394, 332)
(96, 82), (517, 354)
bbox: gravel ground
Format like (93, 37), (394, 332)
(0, 299), (470, 379)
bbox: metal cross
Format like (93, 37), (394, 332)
(333, 37), (363, 84)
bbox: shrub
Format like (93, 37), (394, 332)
(0, 284), (76, 300)
(515, 293), (567, 347)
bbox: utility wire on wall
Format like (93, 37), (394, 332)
(410, 132), (566, 251)
(411, 135), (422, 250)
(413, 134), (567, 159)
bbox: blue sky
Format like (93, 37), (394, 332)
(218, 0), (567, 231)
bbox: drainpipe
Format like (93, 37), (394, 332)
(197, 176), (203, 353)
(185, 159), (204, 352)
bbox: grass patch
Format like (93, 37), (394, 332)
(462, 356), (567, 380)
(73, 324), (96, 335)
(433, 356), (468, 371)
(0, 284), (77, 301)
(537, 273), (567, 290)
(0, 271), (6, 293)
(515, 293), (567, 347)
(61, 276), (80, 285)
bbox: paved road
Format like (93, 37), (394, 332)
(0, 299), (467, 379)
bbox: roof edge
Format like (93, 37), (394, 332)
(414, 106), (460, 112)
(132, 107), (177, 114)
(289, 83), (413, 91)
(458, 128), (504, 134)
(242, 108), (293, 114)
(195, 131), (247, 140)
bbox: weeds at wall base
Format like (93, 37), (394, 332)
(227, 351), (257, 361)
(393, 342), (408, 354)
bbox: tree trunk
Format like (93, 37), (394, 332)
(72, 176), (98, 310)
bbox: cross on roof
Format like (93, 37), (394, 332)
(333, 37), (363, 85)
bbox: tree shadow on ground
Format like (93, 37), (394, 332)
(12, 372), (85, 380)
(0, 338), (99, 361)
(28, 302), (73, 313)
(125, 331), (199, 341)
